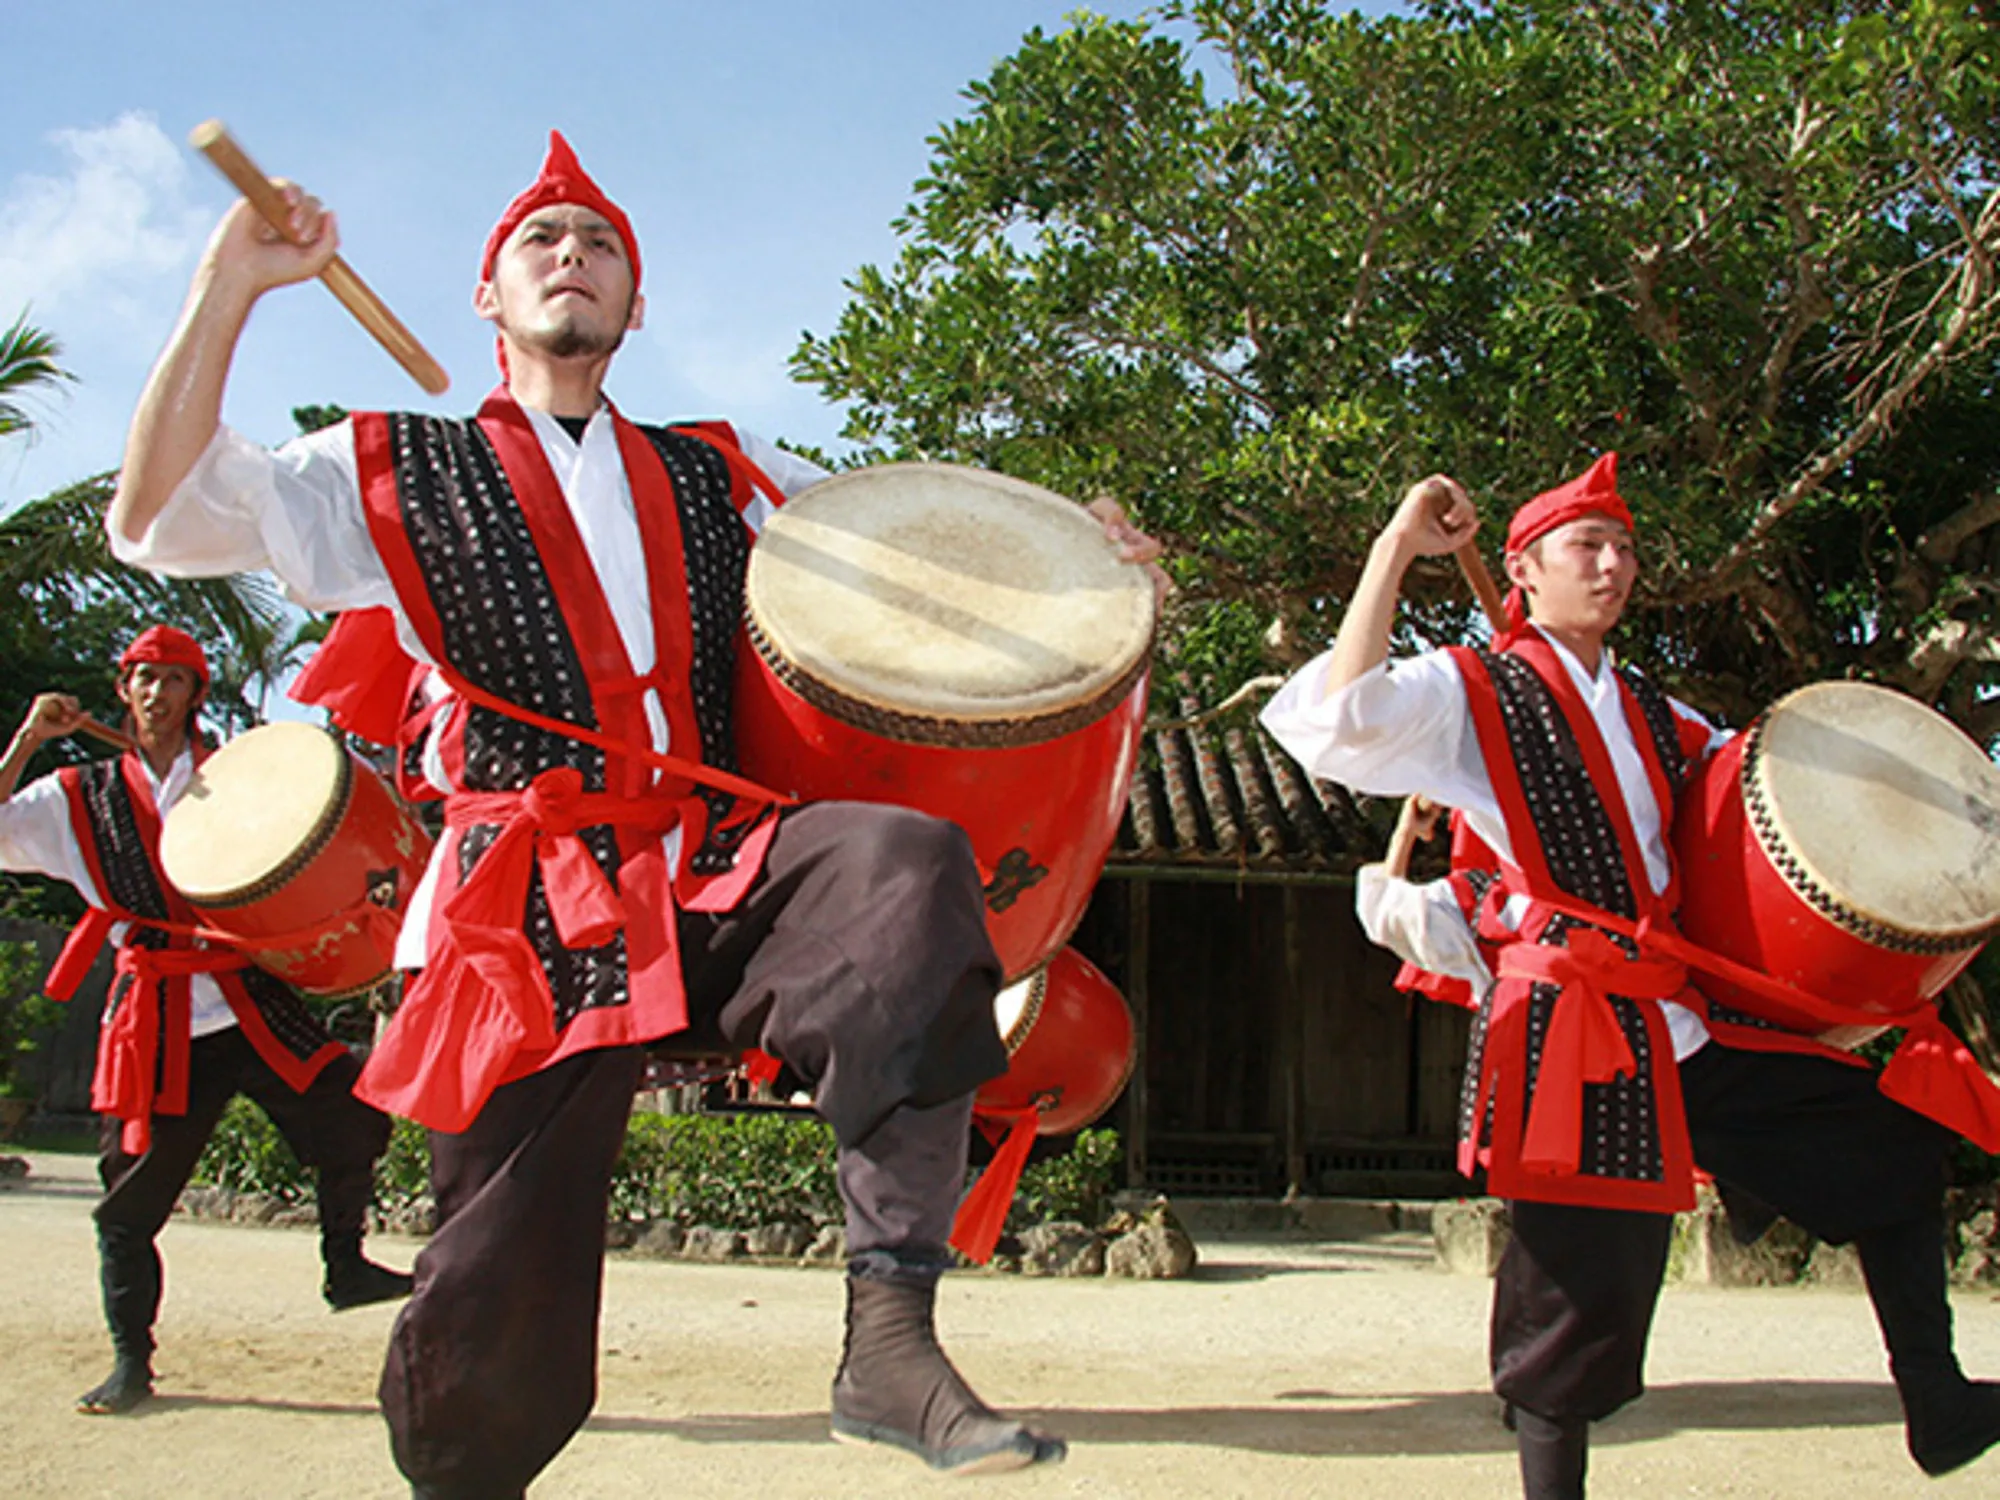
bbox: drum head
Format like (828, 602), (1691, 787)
(745, 463), (1156, 742)
(1749, 682), (2000, 944)
(992, 968), (1046, 1053)
(160, 723), (351, 904)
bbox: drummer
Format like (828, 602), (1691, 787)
(0, 627), (411, 1417)
(105, 131), (1161, 1497)
(1261, 456), (1999, 1496)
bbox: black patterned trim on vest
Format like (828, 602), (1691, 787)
(639, 425), (759, 878)
(1453, 652), (1671, 1186)
(1619, 665), (1690, 801)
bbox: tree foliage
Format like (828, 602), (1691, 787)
(796, 0), (2000, 740)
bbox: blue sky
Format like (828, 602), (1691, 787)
(2, 0), (1218, 511)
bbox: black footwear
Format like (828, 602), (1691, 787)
(1907, 1378), (2000, 1477)
(77, 1357), (153, 1416)
(830, 1275), (1066, 1474)
(323, 1255), (414, 1311)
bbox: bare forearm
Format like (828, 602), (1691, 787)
(0, 729), (47, 804)
(1322, 530), (1418, 699)
(109, 265), (258, 544)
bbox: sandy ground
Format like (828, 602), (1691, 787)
(4, 1151), (2000, 1499)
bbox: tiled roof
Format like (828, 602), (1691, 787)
(1110, 722), (1374, 874)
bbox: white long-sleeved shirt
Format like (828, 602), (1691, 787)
(0, 747), (238, 1035)
(109, 410), (829, 967)
(1262, 630), (1727, 1059)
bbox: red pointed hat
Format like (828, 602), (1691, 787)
(480, 131), (641, 290)
(1504, 452), (1632, 555)
(119, 626), (209, 686)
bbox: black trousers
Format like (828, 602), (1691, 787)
(94, 1025), (391, 1361)
(380, 801), (1007, 1499)
(1493, 1040), (1954, 1421)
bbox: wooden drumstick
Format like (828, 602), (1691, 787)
(77, 716), (136, 753)
(1456, 541), (1510, 635)
(188, 120), (450, 396)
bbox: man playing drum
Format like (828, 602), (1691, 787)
(107, 132), (1159, 1498)
(1261, 455), (2000, 1497)
(0, 627), (411, 1417)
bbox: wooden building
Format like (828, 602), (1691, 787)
(1066, 721), (1472, 1199)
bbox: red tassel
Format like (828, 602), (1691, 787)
(45, 908), (115, 1001)
(1880, 1013), (2000, 1154)
(949, 1107), (1041, 1264)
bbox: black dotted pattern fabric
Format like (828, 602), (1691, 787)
(72, 762), (331, 1070)
(387, 416), (760, 1028)
(636, 425), (758, 876)
(1455, 652), (1672, 1186)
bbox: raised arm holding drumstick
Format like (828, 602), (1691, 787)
(105, 127), (1174, 1495)
(1261, 457), (2000, 1494)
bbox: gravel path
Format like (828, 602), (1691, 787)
(4, 1148), (1998, 1498)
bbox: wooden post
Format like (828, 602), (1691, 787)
(1124, 880), (1151, 1192)
(1280, 885), (1307, 1197)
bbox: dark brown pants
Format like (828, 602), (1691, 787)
(380, 802), (1007, 1498)
(95, 1027), (390, 1361)
(1492, 1041), (1955, 1422)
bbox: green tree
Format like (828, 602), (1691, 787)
(0, 312), (71, 440)
(796, 0), (2000, 740)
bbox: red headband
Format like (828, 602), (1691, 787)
(1504, 452), (1632, 555)
(1494, 454), (1634, 647)
(119, 626), (209, 686)
(480, 130), (641, 291)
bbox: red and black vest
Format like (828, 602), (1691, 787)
(54, 754), (344, 1152)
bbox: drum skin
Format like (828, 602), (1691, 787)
(162, 726), (432, 997)
(736, 653), (1145, 981)
(977, 946), (1135, 1136)
(1674, 733), (1982, 1047)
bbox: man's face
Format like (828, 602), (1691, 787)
(474, 204), (645, 359)
(117, 662), (201, 748)
(1506, 513), (1638, 642)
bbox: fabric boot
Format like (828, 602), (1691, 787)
(1514, 1408), (1588, 1499)
(318, 1158), (412, 1310)
(79, 1223), (157, 1415)
(830, 1268), (1065, 1473)
(1858, 1213), (2000, 1476)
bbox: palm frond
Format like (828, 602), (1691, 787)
(0, 311), (74, 439)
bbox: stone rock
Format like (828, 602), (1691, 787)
(232, 1194), (285, 1226)
(1433, 1199), (1510, 1276)
(1105, 1218), (1198, 1279)
(1673, 1188), (1813, 1287)
(1018, 1221), (1105, 1277)
(1803, 1239), (1865, 1289)
(179, 1185), (233, 1220)
(632, 1220), (686, 1258)
(380, 1198), (437, 1238)
(0, 1155), (30, 1183)
(681, 1225), (745, 1262)
(802, 1224), (846, 1265)
(604, 1220), (638, 1250)
(746, 1222), (813, 1260)
(270, 1204), (320, 1229)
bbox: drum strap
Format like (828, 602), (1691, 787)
(1522, 885), (2000, 1153)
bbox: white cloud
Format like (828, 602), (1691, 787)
(0, 112), (212, 327)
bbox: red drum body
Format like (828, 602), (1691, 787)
(1673, 682), (2000, 1048)
(977, 946), (1135, 1136)
(160, 722), (433, 997)
(735, 462), (1156, 980)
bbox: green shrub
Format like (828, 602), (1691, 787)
(613, 1111), (840, 1227)
(192, 1096), (1122, 1235)
(1007, 1129), (1123, 1231)
(193, 1097), (314, 1203)
(0, 940), (63, 1100)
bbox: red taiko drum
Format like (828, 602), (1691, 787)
(1673, 681), (2000, 1048)
(734, 462), (1155, 980)
(976, 946), (1136, 1136)
(160, 722), (433, 997)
